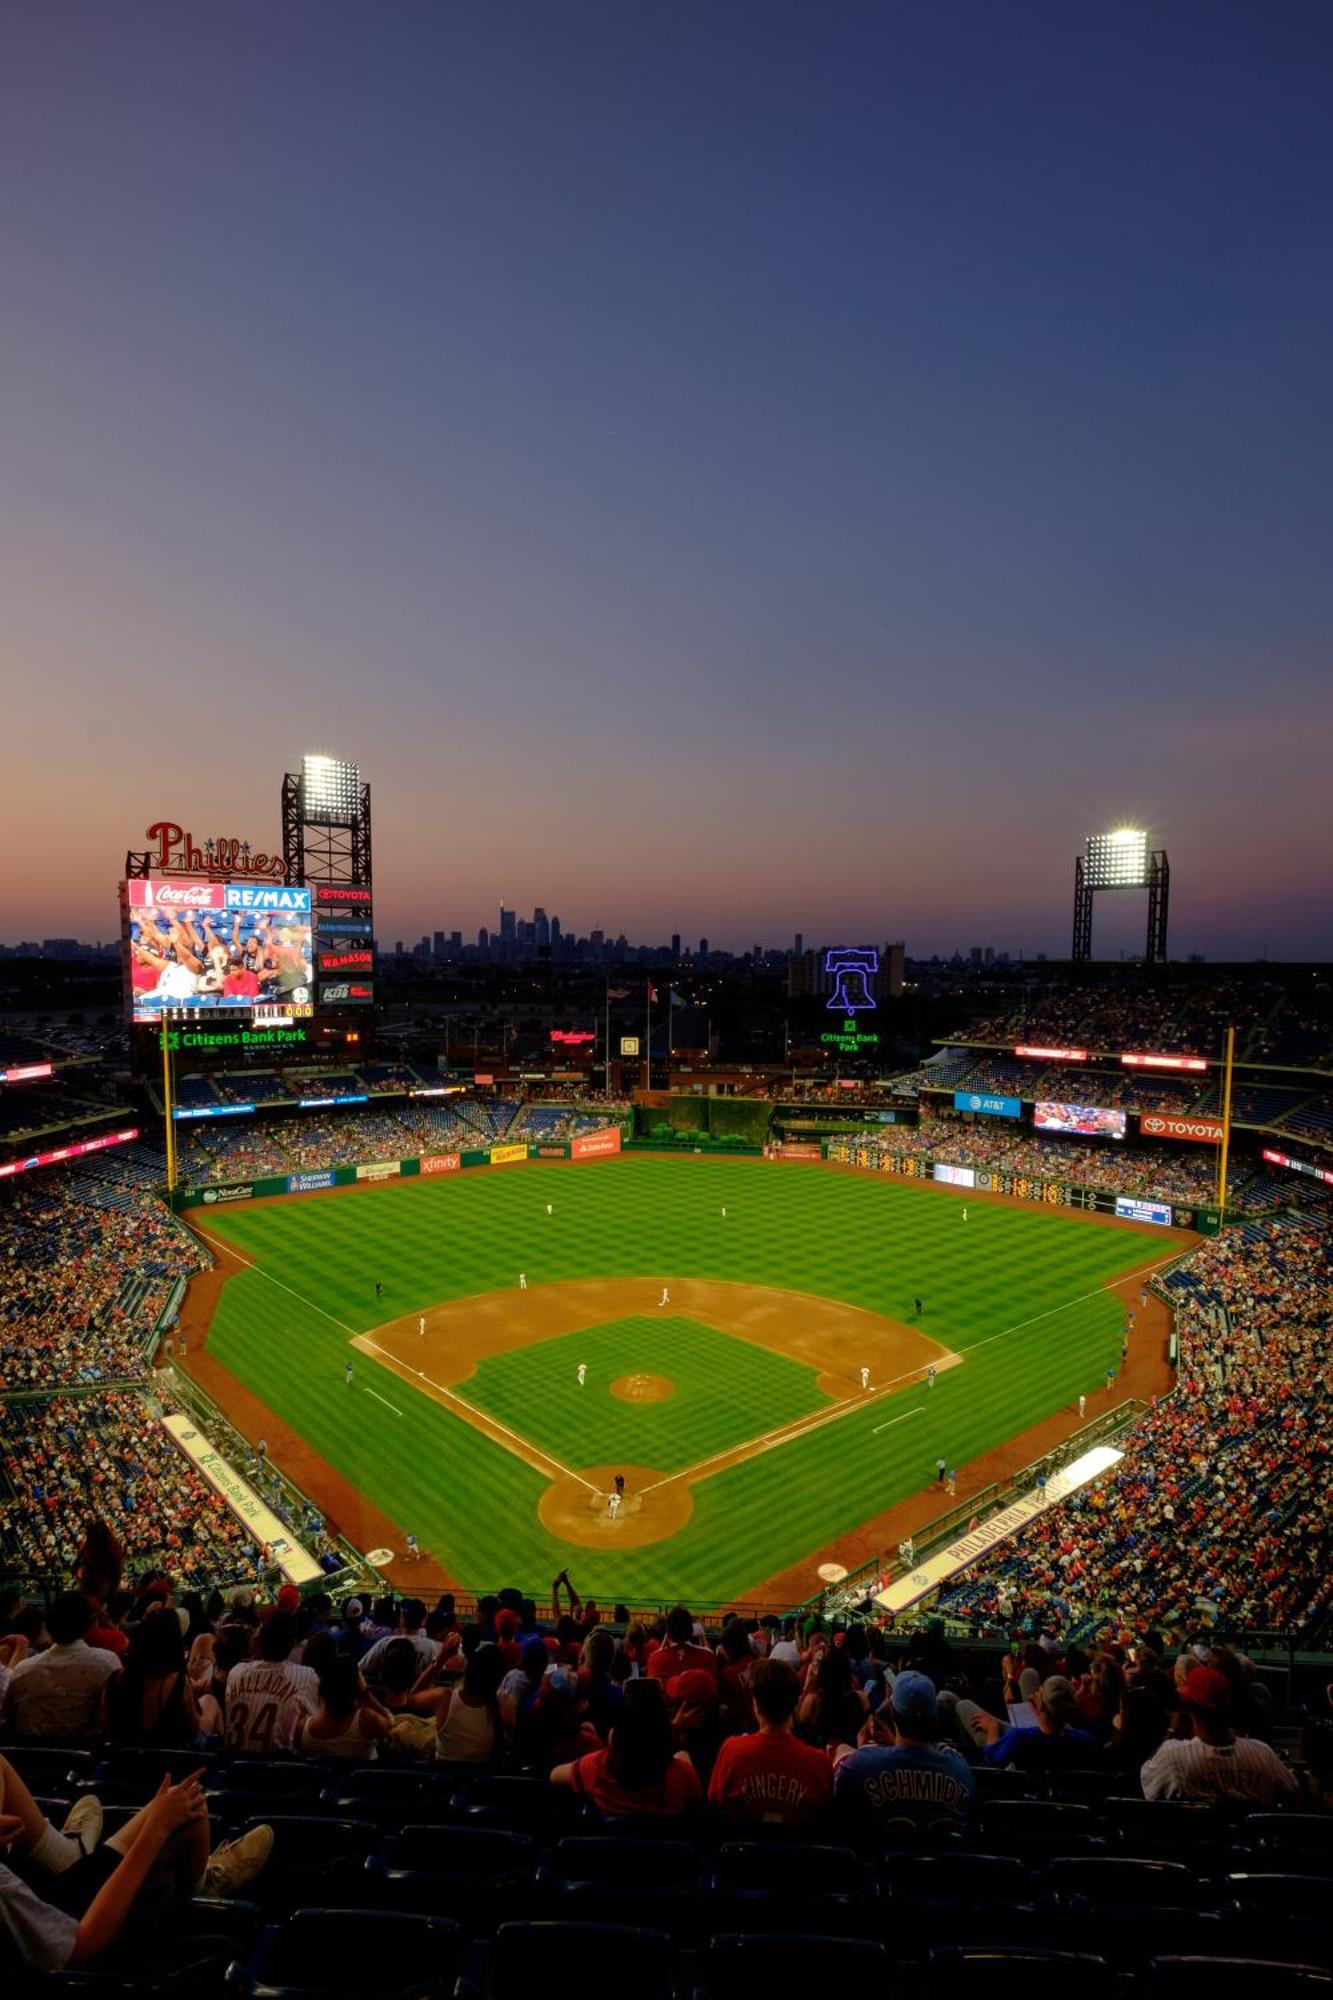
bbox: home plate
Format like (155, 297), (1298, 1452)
(817, 1562), (848, 1584)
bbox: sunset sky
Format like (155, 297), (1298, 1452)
(2, 2), (1331, 959)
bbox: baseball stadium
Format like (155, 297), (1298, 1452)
(3, 767), (1332, 1989)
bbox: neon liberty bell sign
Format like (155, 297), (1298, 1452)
(821, 947), (880, 1052)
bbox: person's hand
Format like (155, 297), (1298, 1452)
(145, 1769), (209, 1836)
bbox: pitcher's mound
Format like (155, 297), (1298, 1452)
(610, 1372), (675, 1403)
(538, 1462), (693, 1548)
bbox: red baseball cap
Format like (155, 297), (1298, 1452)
(1183, 1667), (1232, 1712)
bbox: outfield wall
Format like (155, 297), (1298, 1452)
(826, 1138), (1217, 1233)
(174, 1126), (622, 1209)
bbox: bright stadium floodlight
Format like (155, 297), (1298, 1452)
(300, 753), (361, 826)
(1084, 827), (1149, 889)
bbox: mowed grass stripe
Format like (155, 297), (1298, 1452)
(201, 1157), (1188, 1598)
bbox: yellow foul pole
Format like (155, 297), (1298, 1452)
(1215, 1023), (1235, 1228)
(160, 1013), (178, 1201)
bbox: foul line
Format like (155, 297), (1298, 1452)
(641, 1246), (1184, 1496)
(358, 1336), (599, 1494)
(190, 1222), (361, 1338)
(364, 1387), (403, 1416)
(873, 1406), (925, 1436)
(958, 1248), (1184, 1359)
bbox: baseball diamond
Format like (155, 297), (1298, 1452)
(179, 1152), (1192, 1603)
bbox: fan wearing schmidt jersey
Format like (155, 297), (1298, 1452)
(832, 1672), (975, 1838)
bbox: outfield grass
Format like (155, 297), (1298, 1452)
(199, 1156), (1191, 1600)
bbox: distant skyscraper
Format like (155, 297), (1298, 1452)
(794, 933), (803, 956)
(433, 930), (446, 959)
(550, 915), (561, 943)
(450, 930), (462, 953)
(699, 938), (709, 962)
(534, 907), (550, 948)
(478, 926), (489, 948)
(499, 904), (516, 944)
(671, 933), (680, 961)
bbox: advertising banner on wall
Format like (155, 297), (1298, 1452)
(161, 1414), (322, 1587)
(571, 1127), (622, 1160)
(1140, 1113), (1224, 1145)
(0, 1126), (140, 1182)
(489, 1143), (528, 1166)
(1115, 1195), (1174, 1226)
(419, 1153), (461, 1175)
(933, 1162), (976, 1188)
(953, 1091), (1022, 1119)
(355, 1161), (402, 1182)
(288, 1170), (336, 1193)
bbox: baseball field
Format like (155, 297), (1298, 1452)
(186, 1154), (1192, 1603)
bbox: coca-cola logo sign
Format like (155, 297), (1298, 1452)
(127, 880), (226, 912)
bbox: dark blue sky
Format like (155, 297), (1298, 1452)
(2, 1), (1330, 955)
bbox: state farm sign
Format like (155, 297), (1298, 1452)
(1140, 1113), (1224, 1145)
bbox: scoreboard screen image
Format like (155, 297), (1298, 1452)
(126, 880), (313, 1022)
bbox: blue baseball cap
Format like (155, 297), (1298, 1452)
(890, 1670), (938, 1728)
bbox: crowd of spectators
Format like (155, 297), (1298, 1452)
(830, 1114), (1240, 1206)
(0, 1396), (268, 1593)
(934, 1215), (1332, 1642)
(3, 1565), (1329, 1977)
(964, 979), (1274, 1061)
(0, 1172), (205, 1390)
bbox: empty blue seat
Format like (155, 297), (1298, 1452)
(977, 1800), (1106, 1862)
(367, 1823), (537, 1924)
(235, 1908), (460, 1998)
(698, 1932), (890, 1990)
(487, 1922), (677, 2000)
(925, 1945), (1117, 1998)
(1149, 1957), (1333, 1999)
(239, 1816), (378, 1912)
(703, 1840), (876, 1937)
(537, 1835), (697, 1934)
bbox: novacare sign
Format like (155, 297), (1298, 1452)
(954, 1091), (1022, 1119)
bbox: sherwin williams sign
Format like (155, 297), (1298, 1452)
(954, 1091), (1021, 1119)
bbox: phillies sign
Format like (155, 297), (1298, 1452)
(1140, 1113), (1224, 1145)
(142, 821), (284, 880)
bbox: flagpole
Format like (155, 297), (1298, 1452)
(604, 977), (611, 1096)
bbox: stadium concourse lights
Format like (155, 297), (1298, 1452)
(1085, 826), (1149, 890)
(300, 752), (361, 825)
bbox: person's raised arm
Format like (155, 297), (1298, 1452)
(68, 1773), (207, 1968)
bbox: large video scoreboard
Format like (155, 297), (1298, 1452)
(123, 878), (314, 1024)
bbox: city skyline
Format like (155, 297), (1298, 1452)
(2, 4), (1331, 961)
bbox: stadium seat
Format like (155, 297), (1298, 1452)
(1045, 1854), (1214, 1910)
(365, 1823), (537, 1925)
(325, 1768), (452, 1828)
(976, 1799), (1106, 1862)
(971, 1766), (1039, 1801)
(233, 1908), (460, 1998)
(881, 1852), (1028, 1901)
(453, 1773), (582, 1839)
(924, 1945), (1117, 1998)
(1149, 1959), (1333, 1999)
(238, 1816), (378, 1912)
(484, 1922), (678, 2000)
(702, 1840), (877, 1938)
(5, 1746), (94, 1795)
(696, 1932), (891, 1991)
(536, 1835), (697, 1934)
(1239, 1814), (1333, 1878)
(94, 1747), (220, 1787)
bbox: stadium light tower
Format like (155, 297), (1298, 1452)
(1072, 826), (1169, 962)
(281, 753), (372, 891)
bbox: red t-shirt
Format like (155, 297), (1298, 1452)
(646, 1641), (717, 1684)
(569, 1746), (701, 1817)
(707, 1728), (834, 1825)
